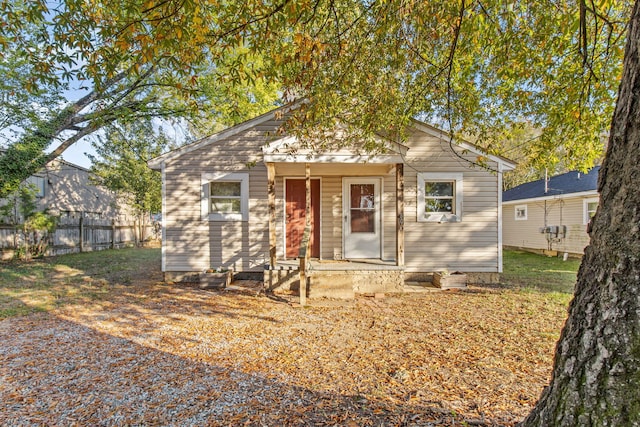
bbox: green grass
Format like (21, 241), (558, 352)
(1, 247), (580, 320)
(0, 247), (161, 320)
(501, 249), (581, 294)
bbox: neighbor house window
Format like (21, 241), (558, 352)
(25, 176), (45, 198)
(417, 173), (463, 222)
(515, 204), (528, 221)
(583, 197), (598, 224)
(201, 172), (249, 221)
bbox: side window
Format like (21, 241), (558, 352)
(583, 198), (598, 224)
(201, 172), (249, 221)
(417, 173), (463, 222)
(210, 181), (242, 215)
(515, 204), (528, 221)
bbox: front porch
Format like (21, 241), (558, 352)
(262, 137), (410, 301)
(264, 259), (406, 299)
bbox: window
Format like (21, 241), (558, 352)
(583, 197), (599, 224)
(201, 172), (249, 221)
(210, 182), (242, 214)
(25, 176), (45, 198)
(417, 173), (463, 222)
(515, 204), (528, 221)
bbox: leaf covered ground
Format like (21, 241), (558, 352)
(0, 249), (572, 426)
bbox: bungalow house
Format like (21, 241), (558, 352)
(502, 166), (600, 256)
(148, 104), (516, 297)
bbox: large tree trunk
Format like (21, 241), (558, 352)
(522, 2), (640, 426)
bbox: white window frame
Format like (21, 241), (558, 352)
(583, 197), (599, 225)
(515, 204), (528, 221)
(417, 172), (463, 222)
(201, 172), (249, 221)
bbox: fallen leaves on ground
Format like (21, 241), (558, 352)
(0, 279), (569, 426)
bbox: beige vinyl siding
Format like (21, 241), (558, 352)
(160, 115), (506, 275)
(502, 195), (592, 255)
(402, 129), (500, 273)
(382, 174), (398, 260)
(162, 119), (282, 273)
(320, 176), (343, 260)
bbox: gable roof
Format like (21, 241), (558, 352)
(503, 166), (600, 203)
(148, 102), (516, 171)
(148, 103), (297, 170)
(409, 120), (516, 171)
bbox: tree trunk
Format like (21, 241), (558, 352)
(522, 2), (640, 425)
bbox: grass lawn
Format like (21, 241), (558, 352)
(501, 249), (581, 295)
(0, 247), (580, 426)
(0, 247), (161, 319)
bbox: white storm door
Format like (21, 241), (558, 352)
(343, 178), (381, 259)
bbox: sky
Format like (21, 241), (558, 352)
(56, 86), (98, 169)
(58, 137), (96, 169)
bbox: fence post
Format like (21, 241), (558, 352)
(79, 213), (84, 253)
(111, 220), (116, 249)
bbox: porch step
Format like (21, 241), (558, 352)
(264, 262), (406, 299)
(403, 281), (440, 293)
(308, 272), (356, 299)
(310, 269), (404, 299)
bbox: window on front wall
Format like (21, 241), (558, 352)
(424, 181), (455, 213)
(417, 173), (463, 222)
(515, 204), (528, 220)
(583, 198), (598, 224)
(201, 172), (249, 221)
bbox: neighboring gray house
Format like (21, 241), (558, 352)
(149, 105), (516, 296)
(502, 166), (600, 256)
(0, 158), (147, 257)
(1, 158), (128, 222)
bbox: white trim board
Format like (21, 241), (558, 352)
(502, 190), (598, 205)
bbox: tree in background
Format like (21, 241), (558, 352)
(1, 1), (625, 185)
(88, 121), (169, 243)
(192, 47), (281, 135)
(0, 0), (280, 197)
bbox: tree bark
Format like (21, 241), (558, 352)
(522, 2), (640, 425)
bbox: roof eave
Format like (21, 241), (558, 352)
(147, 102), (304, 169)
(502, 190), (599, 204)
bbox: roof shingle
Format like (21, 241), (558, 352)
(503, 166), (599, 202)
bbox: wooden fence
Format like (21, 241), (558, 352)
(0, 216), (157, 258)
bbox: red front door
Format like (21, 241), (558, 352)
(286, 179), (320, 258)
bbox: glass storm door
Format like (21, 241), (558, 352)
(343, 178), (381, 259)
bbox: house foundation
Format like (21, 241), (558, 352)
(264, 260), (405, 299)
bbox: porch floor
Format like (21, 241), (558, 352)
(266, 258), (404, 271)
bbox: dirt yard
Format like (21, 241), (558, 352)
(0, 273), (569, 426)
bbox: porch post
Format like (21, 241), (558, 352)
(267, 162), (277, 268)
(298, 163), (311, 305)
(396, 163), (405, 266)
